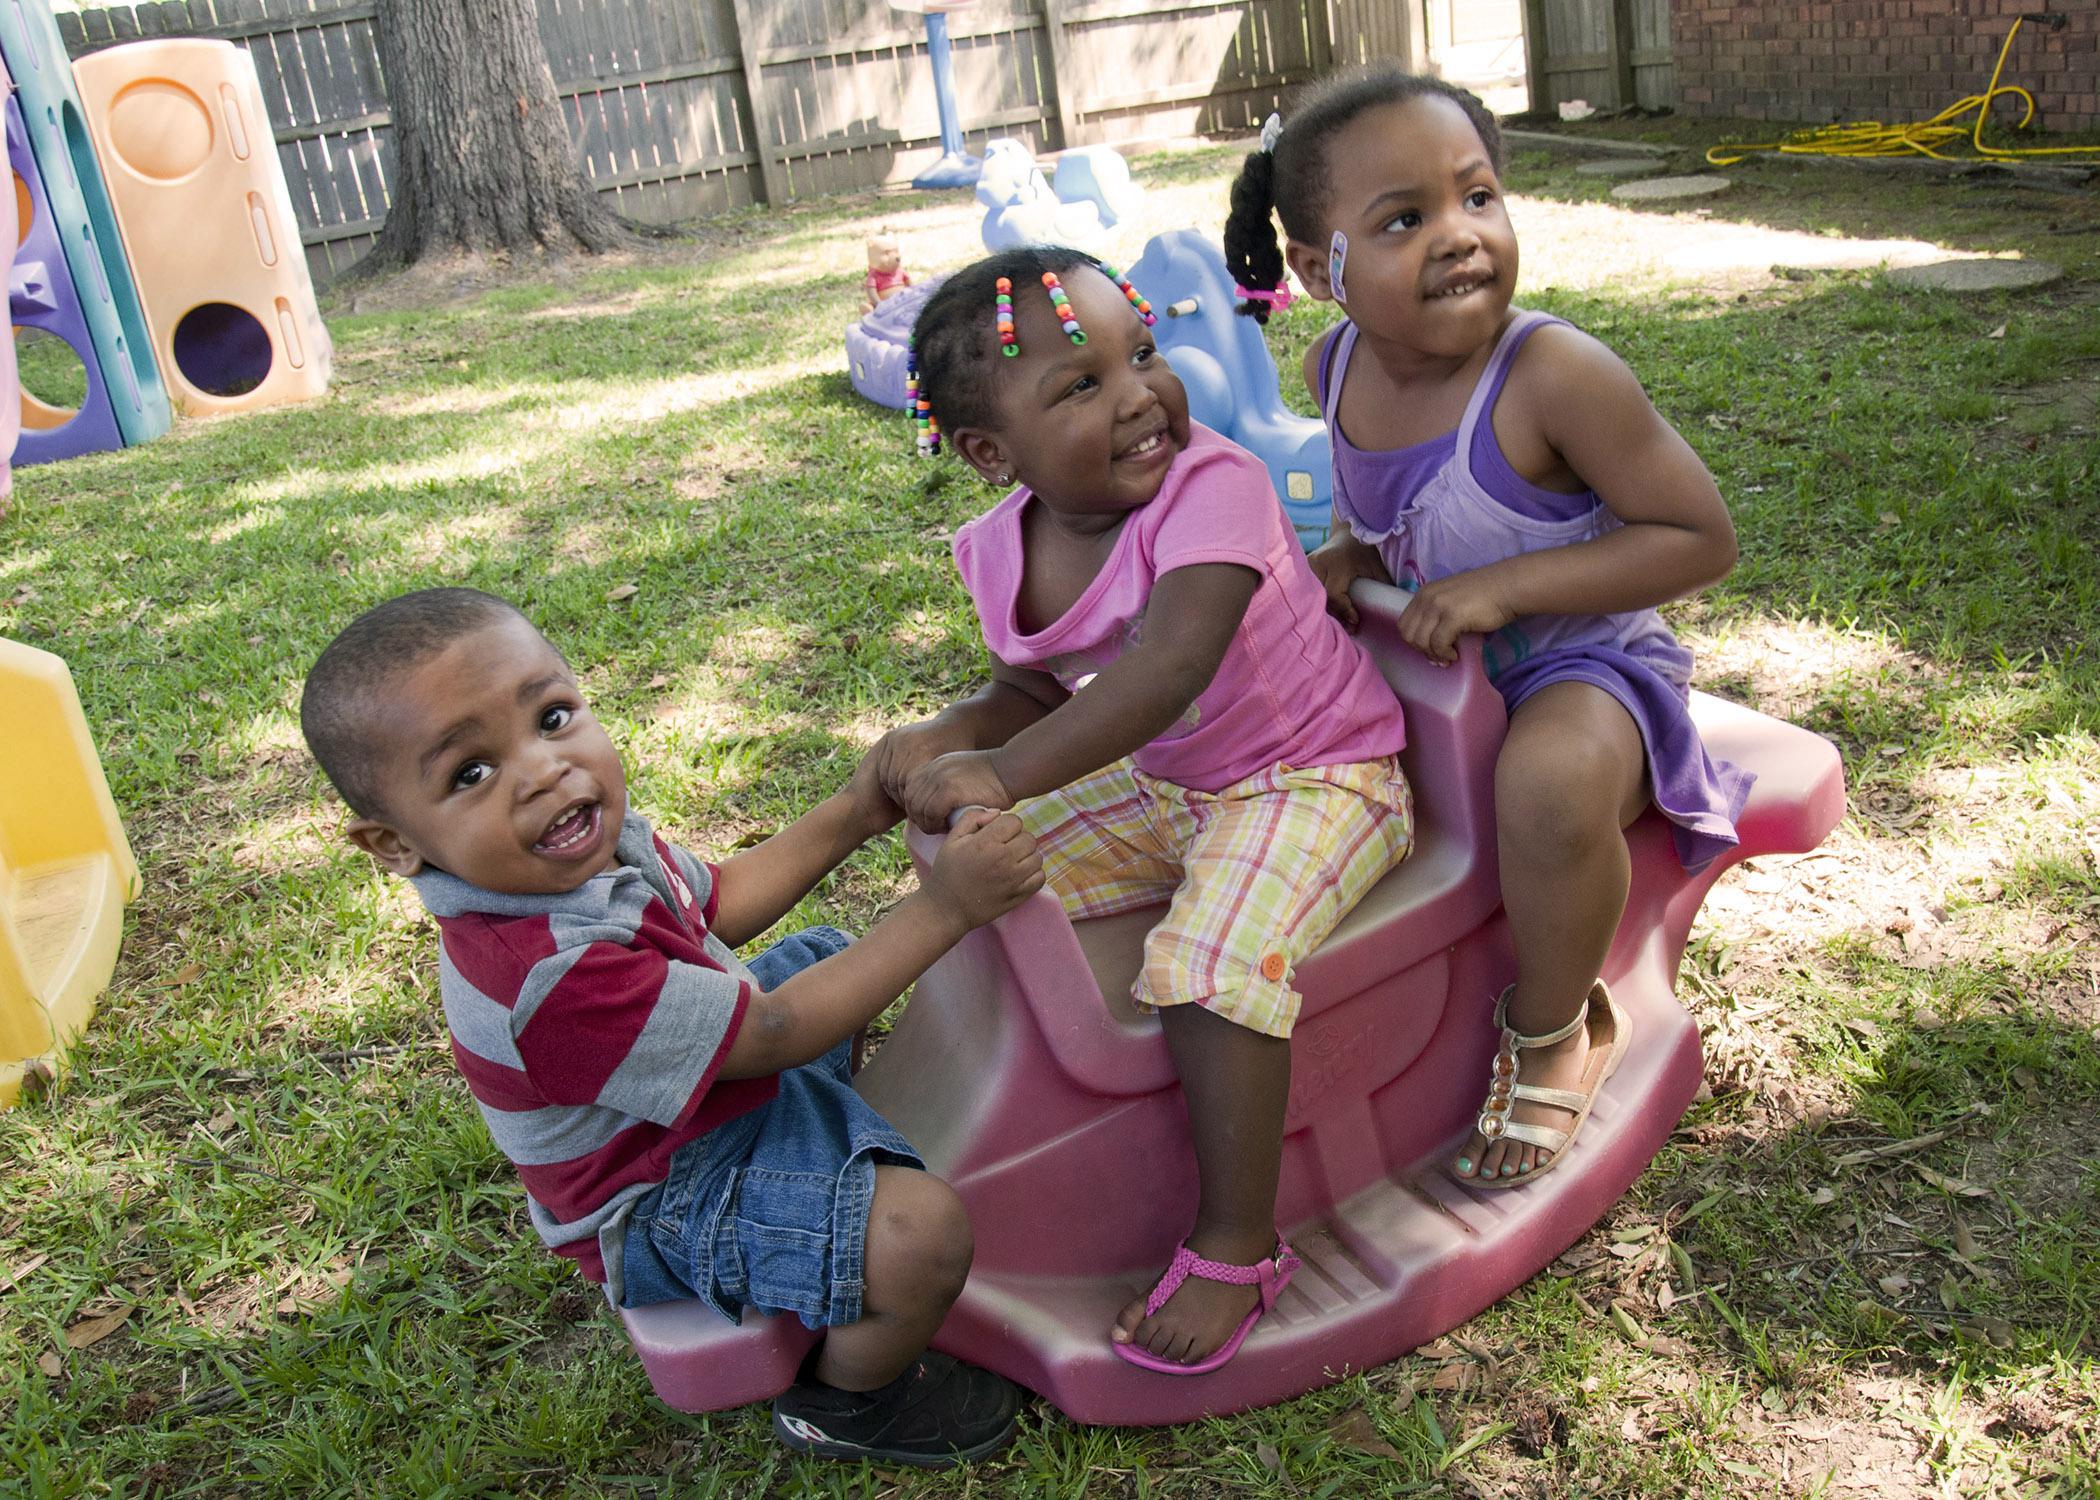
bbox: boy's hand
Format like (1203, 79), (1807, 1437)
(902, 750), (1014, 835)
(843, 744), (904, 842)
(873, 718), (974, 808)
(922, 808), (1044, 930)
(1305, 531), (1390, 631)
(1399, 571), (1514, 664)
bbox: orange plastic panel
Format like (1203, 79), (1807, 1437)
(72, 39), (330, 416)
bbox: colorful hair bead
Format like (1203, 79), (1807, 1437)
(1041, 270), (1086, 345)
(906, 341), (940, 456)
(995, 276), (1018, 358)
(1099, 262), (1156, 326)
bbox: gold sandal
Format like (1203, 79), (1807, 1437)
(1467, 980), (1631, 1187)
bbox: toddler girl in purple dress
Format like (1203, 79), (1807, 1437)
(1225, 67), (1751, 1187)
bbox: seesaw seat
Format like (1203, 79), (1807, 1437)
(621, 582), (1844, 1424)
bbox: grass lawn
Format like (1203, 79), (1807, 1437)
(2, 128), (2097, 1498)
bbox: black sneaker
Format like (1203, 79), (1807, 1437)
(772, 1351), (1021, 1467)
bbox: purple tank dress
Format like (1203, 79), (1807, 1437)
(1320, 310), (1752, 871)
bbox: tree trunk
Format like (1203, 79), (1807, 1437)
(363, 0), (631, 269)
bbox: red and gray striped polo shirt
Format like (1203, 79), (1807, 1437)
(411, 814), (776, 1285)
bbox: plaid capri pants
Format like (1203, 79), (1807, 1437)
(1017, 755), (1415, 1039)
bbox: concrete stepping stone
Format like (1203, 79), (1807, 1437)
(1578, 158), (1667, 178)
(1886, 258), (2063, 293)
(1611, 174), (1733, 202)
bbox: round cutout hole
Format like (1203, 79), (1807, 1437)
(106, 79), (214, 181)
(173, 302), (272, 397)
(15, 327), (89, 429)
(12, 172), (30, 249)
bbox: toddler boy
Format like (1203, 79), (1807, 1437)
(300, 588), (1042, 1466)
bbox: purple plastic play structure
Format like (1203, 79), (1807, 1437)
(845, 274), (948, 411)
(0, 80), (14, 507)
(5, 90), (124, 464)
(621, 582), (1845, 1425)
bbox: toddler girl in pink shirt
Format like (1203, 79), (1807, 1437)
(874, 247), (1414, 1375)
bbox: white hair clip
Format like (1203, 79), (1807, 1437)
(1259, 112), (1283, 154)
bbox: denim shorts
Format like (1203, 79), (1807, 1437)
(617, 926), (922, 1327)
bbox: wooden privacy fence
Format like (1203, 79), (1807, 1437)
(1520, 0), (1674, 115)
(57, 0), (1400, 281)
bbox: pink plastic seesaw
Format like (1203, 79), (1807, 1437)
(621, 581), (1845, 1425)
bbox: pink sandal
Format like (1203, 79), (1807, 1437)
(1111, 1239), (1301, 1376)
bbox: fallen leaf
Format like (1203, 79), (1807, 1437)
(604, 583), (640, 603)
(1954, 1221), (1981, 1262)
(167, 963), (205, 987)
(1610, 1304), (1644, 1342)
(1878, 1274), (1911, 1297)
(1416, 1338), (1463, 1361)
(1986, 323), (2007, 339)
(0, 1252), (50, 1294)
(645, 674), (669, 690)
(1429, 1362), (1481, 1392)
(1608, 1241), (1646, 1259)
(1914, 1164), (1991, 1198)
(38, 1351), (61, 1378)
(1810, 1186), (1836, 1206)
(63, 1308), (131, 1350)
(1958, 1317), (2014, 1350)
(1670, 1244), (1696, 1288)
(1255, 1439), (1282, 1475)
(208, 1107), (237, 1135)
(1640, 1335), (1694, 1357)
(2012, 1066), (2040, 1097)
(1328, 1406), (1403, 1461)
(276, 1295), (300, 1315)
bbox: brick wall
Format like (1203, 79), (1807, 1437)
(1671, 1), (2099, 134)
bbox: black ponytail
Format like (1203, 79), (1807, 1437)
(1223, 148), (1285, 324)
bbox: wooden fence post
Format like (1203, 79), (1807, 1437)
(725, 0), (788, 205)
(1038, 0), (1083, 150)
(1520, 0), (1550, 115)
(1606, 0), (1638, 108)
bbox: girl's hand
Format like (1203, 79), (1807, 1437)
(922, 808), (1044, 930)
(873, 718), (975, 808)
(1304, 531), (1391, 631)
(902, 750), (1015, 835)
(1400, 571), (1515, 664)
(842, 745), (905, 843)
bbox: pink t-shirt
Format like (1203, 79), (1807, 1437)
(952, 423), (1407, 792)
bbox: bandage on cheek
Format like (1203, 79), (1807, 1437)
(1329, 230), (1349, 304)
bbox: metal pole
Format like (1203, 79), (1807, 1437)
(911, 10), (983, 188)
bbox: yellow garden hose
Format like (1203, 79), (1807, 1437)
(1706, 15), (2100, 166)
